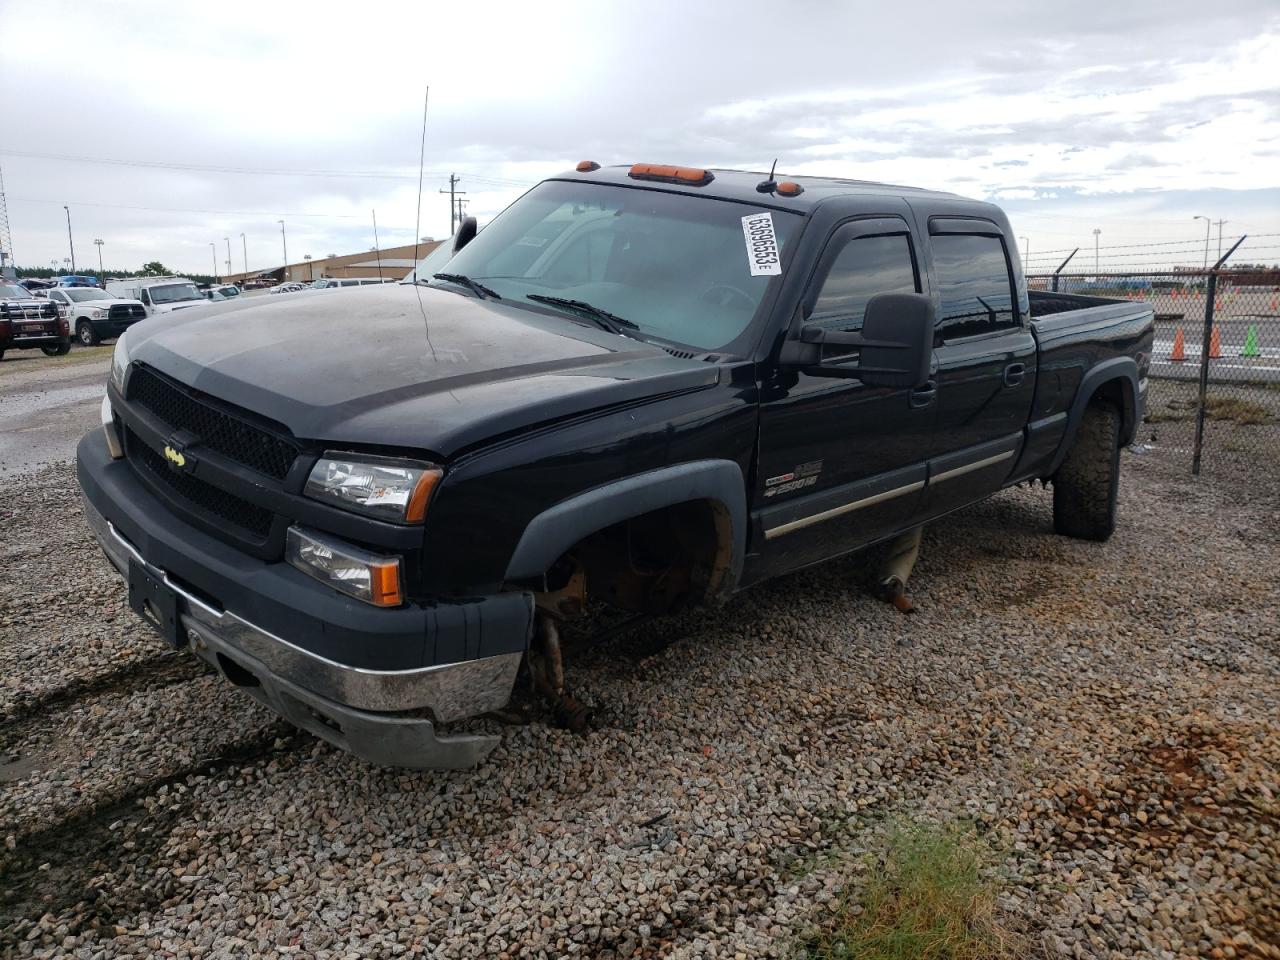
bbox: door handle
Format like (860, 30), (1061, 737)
(1002, 363), (1025, 387)
(910, 379), (937, 408)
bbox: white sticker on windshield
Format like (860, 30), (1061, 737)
(742, 212), (781, 277)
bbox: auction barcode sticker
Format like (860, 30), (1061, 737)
(741, 212), (781, 277)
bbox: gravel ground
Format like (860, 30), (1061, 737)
(1, 442), (1277, 958)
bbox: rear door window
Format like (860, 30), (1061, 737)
(932, 234), (1018, 339)
(808, 233), (919, 331)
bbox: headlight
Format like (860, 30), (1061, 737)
(109, 330), (131, 392)
(286, 526), (403, 606)
(88, 308), (104, 318)
(304, 453), (442, 523)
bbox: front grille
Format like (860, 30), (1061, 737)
(128, 366), (298, 480)
(109, 304), (146, 320)
(126, 427), (273, 539)
(1, 302), (56, 320)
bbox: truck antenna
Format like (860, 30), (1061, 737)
(756, 158), (779, 194)
(411, 86), (437, 361)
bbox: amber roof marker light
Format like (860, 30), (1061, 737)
(757, 160), (804, 197)
(576, 160), (600, 172)
(628, 163), (715, 186)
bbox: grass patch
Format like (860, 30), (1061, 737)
(1144, 394), (1272, 426)
(1204, 395), (1271, 425)
(796, 822), (1024, 960)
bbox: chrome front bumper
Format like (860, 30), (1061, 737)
(82, 492), (520, 769)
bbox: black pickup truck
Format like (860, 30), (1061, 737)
(76, 163), (1154, 768)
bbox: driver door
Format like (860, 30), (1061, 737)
(746, 216), (937, 584)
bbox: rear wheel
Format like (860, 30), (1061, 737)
(78, 321), (99, 346)
(1052, 401), (1121, 541)
(42, 341), (72, 356)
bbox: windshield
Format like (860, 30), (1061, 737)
(405, 239), (455, 283)
(434, 180), (800, 351)
(65, 288), (111, 302)
(149, 282), (203, 304)
(0, 283), (30, 299)
(216, 286), (239, 296)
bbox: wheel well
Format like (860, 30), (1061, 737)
(1087, 378), (1131, 443)
(536, 498), (734, 616)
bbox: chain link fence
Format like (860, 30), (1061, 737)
(1028, 267), (1280, 479)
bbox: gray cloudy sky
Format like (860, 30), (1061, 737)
(2, 0), (1278, 276)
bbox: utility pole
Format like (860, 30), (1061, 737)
(240, 232), (248, 277)
(1193, 215), (1210, 270)
(94, 238), (104, 278)
(224, 237), (232, 279)
(0, 164), (15, 280)
(1214, 219), (1228, 261)
(1092, 228), (1101, 278)
(210, 242), (219, 282)
(372, 209), (383, 282)
(64, 205), (76, 273)
(278, 219), (288, 280)
(439, 174), (466, 234)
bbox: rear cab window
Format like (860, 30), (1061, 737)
(930, 232), (1018, 340)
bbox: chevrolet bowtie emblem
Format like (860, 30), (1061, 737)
(163, 445), (187, 468)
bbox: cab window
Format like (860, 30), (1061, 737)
(932, 234), (1018, 339)
(808, 233), (919, 331)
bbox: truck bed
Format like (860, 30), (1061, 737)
(1023, 291), (1155, 477)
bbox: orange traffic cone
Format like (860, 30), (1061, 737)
(1209, 327), (1223, 359)
(1170, 327), (1186, 362)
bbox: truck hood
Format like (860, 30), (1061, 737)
(127, 284), (719, 458)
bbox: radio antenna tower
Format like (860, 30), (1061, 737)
(0, 164), (15, 279)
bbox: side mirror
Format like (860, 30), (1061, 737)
(780, 292), (934, 388)
(453, 216), (478, 254)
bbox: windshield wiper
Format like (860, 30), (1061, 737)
(431, 273), (501, 300)
(525, 294), (638, 335)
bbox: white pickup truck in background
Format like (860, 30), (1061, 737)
(40, 287), (147, 345)
(105, 277), (206, 317)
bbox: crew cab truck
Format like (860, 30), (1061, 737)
(0, 281), (71, 359)
(76, 163), (1154, 769)
(104, 277), (206, 317)
(41, 286), (147, 345)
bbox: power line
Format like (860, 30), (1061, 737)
(0, 148), (536, 189)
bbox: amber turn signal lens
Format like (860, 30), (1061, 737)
(369, 560), (403, 607)
(404, 468), (443, 524)
(776, 181), (804, 196)
(576, 160), (600, 172)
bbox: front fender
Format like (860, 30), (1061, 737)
(503, 459), (747, 593)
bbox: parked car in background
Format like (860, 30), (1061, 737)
(0, 281), (71, 359)
(20, 278), (56, 291)
(205, 284), (242, 301)
(42, 286), (147, 345)
(56, 275), (103, 288)
(309, 277), (388, 289)
(268, 282), (307, 294)
(105, 277), (206, 316)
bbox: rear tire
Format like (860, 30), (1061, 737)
(42, 341), (72, 356)
(1052, 401), (1121, 542)
(78, 321), (99, 346)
